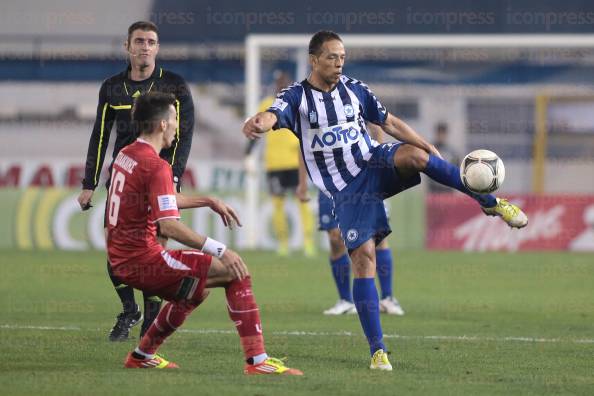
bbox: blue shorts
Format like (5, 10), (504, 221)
(332, 143), (421, 251)
(318, 192), (339, 231)
(318, 191), (391, 231)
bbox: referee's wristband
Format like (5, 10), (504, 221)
(202, 237), (226, 258)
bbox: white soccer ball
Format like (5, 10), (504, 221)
(459, 149), (505, 194)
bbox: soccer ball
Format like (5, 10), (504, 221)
(459, 149), (505, 194)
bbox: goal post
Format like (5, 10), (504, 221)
(534, 93), (594, 194)
(243, 33), (594, 248)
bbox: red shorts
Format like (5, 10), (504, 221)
(112, 250), (212, 302)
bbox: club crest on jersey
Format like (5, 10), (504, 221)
(346, 229), (359, 242)
(344, 104), (354, 118)
(309, 111), (318, 124)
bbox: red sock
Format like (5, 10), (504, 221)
(225, 276), (266, 360)
(138, 300), (197, 355)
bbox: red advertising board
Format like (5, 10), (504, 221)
(426, 193), (594, 251)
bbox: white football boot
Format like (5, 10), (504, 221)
(379, 296), (405, 316)
(323, 299), (357, 315)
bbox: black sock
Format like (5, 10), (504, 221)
(107, 260), (137, 314)
(140, 293), (162, 337)
(131, 351), (146, 360)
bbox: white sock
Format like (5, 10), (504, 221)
(251, 353), (268, 365)
(134, 347), (155, 360)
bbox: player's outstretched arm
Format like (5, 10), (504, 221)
(381, 113), (442, 159)
(158, 218), (248, 279)
(242, 111), (277, 140)
(176, 193), (241, 228)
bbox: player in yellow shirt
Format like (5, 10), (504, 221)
(251, 72), (316, 256)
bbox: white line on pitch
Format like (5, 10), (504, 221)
(0, 324), (82, 331)
(2, 323), (593, 345)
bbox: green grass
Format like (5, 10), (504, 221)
(1, 250), (593, 395)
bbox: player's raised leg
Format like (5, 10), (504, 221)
(393, 144), (527, 228)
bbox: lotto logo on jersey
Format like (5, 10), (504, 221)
(157, 195), (178, 211)
(310, 122), (360, 150)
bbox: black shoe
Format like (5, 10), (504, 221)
(108, 308), (143, 341)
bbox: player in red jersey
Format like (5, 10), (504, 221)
(108, 92), (302, 375)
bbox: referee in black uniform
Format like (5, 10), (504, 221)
(77, 21), (195, 341)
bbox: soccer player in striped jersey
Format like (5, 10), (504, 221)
(318, 123), (404, 316)
(243, 30), (528, 371)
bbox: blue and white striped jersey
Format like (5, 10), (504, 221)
(267, 75), (388, 197)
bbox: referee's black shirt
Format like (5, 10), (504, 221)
(82, 64), (194, 190)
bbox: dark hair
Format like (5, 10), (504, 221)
(127, 21), (159, 43)
(132, 92), (176, 134)
(309, 30), (342, 56)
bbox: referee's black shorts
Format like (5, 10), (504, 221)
(267, 169), (299, 196)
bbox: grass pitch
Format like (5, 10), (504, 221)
(1, 249), (593, 395)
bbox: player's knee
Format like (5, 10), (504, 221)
(350, 243), (375, 274)
(396, 145), (429, 171)
(206, 257), (245, 288)
(218, 271), (237, 286)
